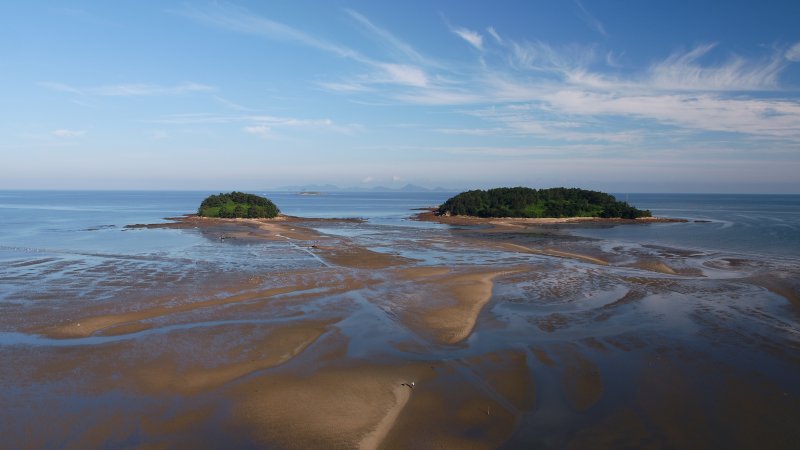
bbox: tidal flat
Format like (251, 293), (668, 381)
(2, 213), (799, 449)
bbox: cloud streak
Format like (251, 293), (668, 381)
(52, 129), (86, 138)
(40, 81), (214, 97)
(574, 0), (608, 37)
(154, 113), (361, 136)
(174, 6), (800, 145)
(177, 4), (435, 90)
(451, 26), (484, 51)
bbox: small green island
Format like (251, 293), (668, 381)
(197, 192), (280, 218)
(438, 187), (651, 219)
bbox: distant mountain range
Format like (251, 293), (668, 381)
(271, 184), (455, 193)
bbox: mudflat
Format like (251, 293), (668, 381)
(2, 214), (799, 449)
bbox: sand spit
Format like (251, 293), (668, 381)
(746, 275), (800, 311)
(231, 365), (425, 450)
(413, 210), (686, 229)
(38, 279), (329, 339)
(137, 321), (330, 394)
(391, 268), (517, 344)
(314, 243), (415, 269)
(501, 242), (609, 266)
(126, 215), (331, 241)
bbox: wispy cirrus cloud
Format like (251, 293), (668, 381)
(486, 26), (503, 44)
(646, 43), (785, 91)
(52, 128), (86, 138)
(173, 5), (800, 144)
(426, 40), (799, 141)
(173, 3), (365, 62)
(345, 9), (433, 66)
(783, 42), (800, 62)
(574, 0), (608, 37)
(154, 113), (361, 137)
(40, 81), (214, 96)
(176, 4), (434, 90)
(450, 26), (484, 51)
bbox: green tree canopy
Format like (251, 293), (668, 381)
(197, 192), (280, 219)
(438, 187), (651, 219)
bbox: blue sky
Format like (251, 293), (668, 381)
(2, 1), (800, 192)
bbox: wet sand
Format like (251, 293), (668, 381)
(390, 267), (518, 344)
(2, 214), (799, 449)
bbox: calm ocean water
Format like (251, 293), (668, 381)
(575, 193), (800, 260)
(0, 191), (798, 263)
(2, 191), (799, 448)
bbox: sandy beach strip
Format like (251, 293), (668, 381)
(37, 276), (340, 339)
(392, 268), (517, 345)
(135, 321), (331, 394)
(231, 365), (426, 449)
(413, 210), (686, 229)
(501, 242), (609, 266)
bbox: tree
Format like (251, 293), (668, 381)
(438, 187), (651, 219)
(197, 192), (280, 218)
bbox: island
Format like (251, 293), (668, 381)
(197, 191), (280, 218)
(438, 187), (651, 219)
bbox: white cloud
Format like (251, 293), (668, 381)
(574, 0), (608, 37)
(451, 26), (484, 51)
(244, 124), (272, 138)
(93, 82), (213, 96)
(486, 26), (502, 44)
(346, 9), (432, 66)
(317, 81), (372, 92)
(541, 90), (800, 139)
(379, 63), (429, 87)
(52, 129), (86, 138)
(786, 42), (800, 62)
(392, 175), (402, 182)
(362, 176), (374, 183)
(41, 81), (214, 97)
(155, 113), (355, 132)
(174, 3), (368, 63)
(39, 81), (83, 94)
(174, 5), (800, 146)
(647, 44), (784, 91)
(214, 96), (254, 111)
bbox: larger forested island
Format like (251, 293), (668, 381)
(438, 187), (651, 219)
(197, 192), (280, 218)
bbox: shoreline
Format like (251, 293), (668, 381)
(5, 199), (799, 449)
(412, 209), (687, 228)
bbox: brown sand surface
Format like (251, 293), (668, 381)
(38, 281), (322, 339)
(500, 242), (609, 265)
(746, 274), (800, 311)
(559, 344), (604, 411)
(413, 210), (686, 228)
(381, 364), (519, 449)
(464, 350), (537, 411)
(391, 268), (516, 344)
(314, 243), (415, 269)
(126, 215), (332, 242)
(136, 320), (331, 393)
(230, 364), (428, 450)
(5, 210), (800, 449)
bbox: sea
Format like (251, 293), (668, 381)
(1, 190), (799, 448)
(1, 191), (798, 266)
(2, 190), (799, 331)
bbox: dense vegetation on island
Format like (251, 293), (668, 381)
(438, 187), (651, 219)
(197, 192), (280, 218)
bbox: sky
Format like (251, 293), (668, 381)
(2, 0), (800, 193)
